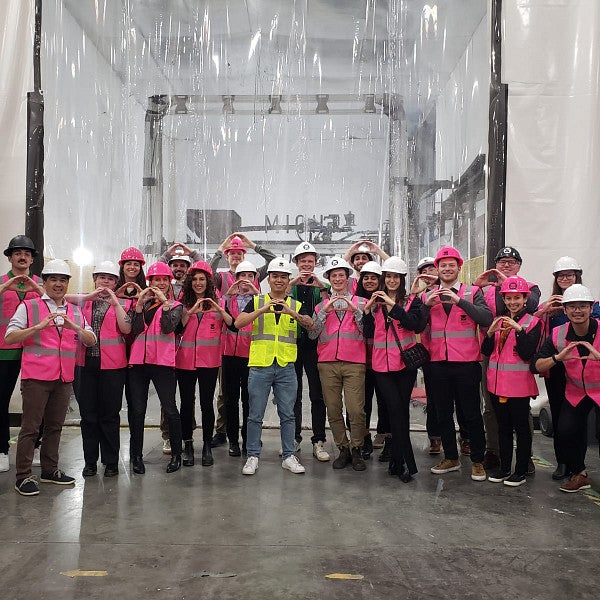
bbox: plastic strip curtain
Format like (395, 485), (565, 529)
(41, 0), (489, 285)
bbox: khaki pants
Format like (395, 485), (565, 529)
(318, 361), (365, 449)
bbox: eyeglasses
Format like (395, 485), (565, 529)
(556, 272), (577, 280)
(496, 259), (518, 267)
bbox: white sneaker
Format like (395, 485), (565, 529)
(0, 452), (9, 472)
(32, 448), (41, 467)
(242, 456), (259, 475)
(282, 455), (305, 474)
(162, 439), (171, 455)
(313, 441), (330, 462)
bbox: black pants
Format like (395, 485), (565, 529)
(74, 363), (125, 465)
(365, 368), (388, 434)
(294, 341), (327, 443)
(558, 395), (596, 474)
(544, 366), (569, 464)
(128, 365), (182, 457)
(177, 367), (219, 443)
(427, 361), (485, 462)
(490, 393), (531, 476)
(222, 355), (250, 446)
(0, 359), (21, 454)
(375, 369), (418, 474)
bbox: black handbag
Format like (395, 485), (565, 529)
(387, 313), (430, 370)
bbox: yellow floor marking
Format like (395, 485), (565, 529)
(325, 573), (364, 580)
(60, 570), (108, 578)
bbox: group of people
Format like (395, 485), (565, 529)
(0, 232), (598, 497)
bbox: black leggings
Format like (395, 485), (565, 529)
(177, 367), (219, 443)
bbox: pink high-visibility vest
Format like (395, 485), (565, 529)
(553, 321), (600, 407)
(222, 295), (252, 358)
(486, 313), (539, 397)
(21, 299), (84, 382)
(427, 284), (482, 362)
(176, 300), (225, 369)
(0, 273), (41, 351)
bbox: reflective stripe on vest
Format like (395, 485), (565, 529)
(553, 321), (600, 407)
(371, 303), (417, 372)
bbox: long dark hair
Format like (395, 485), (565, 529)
(116, 262), (147, 290)
(551, 273), (582, 296)
(383, 273), (407, 306)
(180, 269), (217, 309)
(356, 271), (382, 299)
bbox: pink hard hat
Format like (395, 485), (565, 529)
(189, 260), (213, 277)
(224, 236), (247, 255)
(146, 261), (173, 279)
(434, 246), (464, 267)
(499, 275), (530, 295)
(119, 246), (146, 266)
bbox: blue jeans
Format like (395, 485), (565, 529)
(247, 362), (297, 459)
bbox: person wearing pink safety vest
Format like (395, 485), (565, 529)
(176, 261), (233, 467)
(473, 246), (541, 473)
(68, 261), (132, 479)
(481, 276), (542, 487)
(424, 246), (493, 482)
(363, 257), (428, 483)
(533, 284), (600, 493)
(222, 260), (261, 457)
(0, 235), (43, 474)
(308, 257), (367, 472)
(209, 233), (276, 449)
(6, 259), (96, 496)
(128, 261), (183, 475)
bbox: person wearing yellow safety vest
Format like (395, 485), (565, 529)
(6, 259), (96, 496)
(532, 284), (600, 493)
(423, 246), (493, 482)
(234, 258), (313, 476)
(309, 257), (368, 472)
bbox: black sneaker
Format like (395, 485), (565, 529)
(40, 469), (75, 485)
(210, 432), (227, 448)
(15, 476), (39, 496)
(504, 472), (526, 487)
(351, 447), (366, 472)
(487, 469), (510, 483)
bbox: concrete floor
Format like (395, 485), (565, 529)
(1, 419), (599, 600)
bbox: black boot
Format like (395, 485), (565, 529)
(361, 434), (373, 460)
(351, 447), (366, 471)
(333, 446), (352, 469)
(167, 454), (181, 473)
(182, 440), (194, 467)
(552, 463), (569, 480)
(202, 443), (214, 466)
(229, 442), (241, 457)
(132, 456), (145, 474)
(378, 437), (392, 462)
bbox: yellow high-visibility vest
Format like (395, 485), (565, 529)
(248, 294), (300, 367)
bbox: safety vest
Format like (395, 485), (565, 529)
(484, 282), (538, 318)
(0, 273), (42, 351)
(347, 277), (358, 295)
(76, 300), (128, 370)
(487, 314), (539, 397)
(176, 300), (225, 369)
(129, 302), (182, 367)
(553, 321), (600, 407)
(314, 295), (366, 363)
(222, 295), (253, 358)
(427, 284), (482, 362)
(21, 299), (84, 382)
(248, 294), (300, 367)
(371, 299), (418, 373)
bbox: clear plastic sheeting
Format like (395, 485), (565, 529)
(40, 0), (490, 275)
(503, 0), (600, 295)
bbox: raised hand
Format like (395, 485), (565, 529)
(115, 282), (143, 299)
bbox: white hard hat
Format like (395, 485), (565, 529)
(235, 260), (258, 275)
(323, 256), (352, 279)
(350, 244), (374, 262)
(292, 241), (317, 261)
(42, 259), (71, 278)
(553, 256), (582, 275)
(168, 254), (192, 266)
(267, 257), (293, 275)
(561, 284), (594, 304)
(381, 256), (408, 275)
(417, 256), (436, 271)
(360, 261), (382, 276)
(93, 261), (120, 277)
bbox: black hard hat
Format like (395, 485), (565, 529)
(3, 235), (38, 257)
(494, 246), (522, 263)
